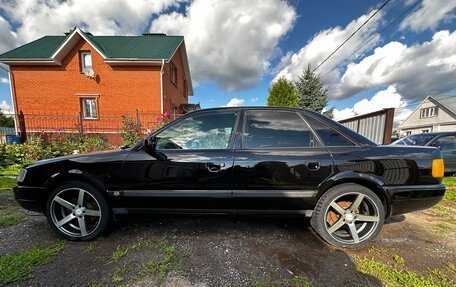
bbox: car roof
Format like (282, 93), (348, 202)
(405, 132), (456, 137)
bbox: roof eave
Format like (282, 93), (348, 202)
(0, 59), (61, 66)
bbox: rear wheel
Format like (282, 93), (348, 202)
(311, 183), (385, 248)
(45, 181), (111, 241)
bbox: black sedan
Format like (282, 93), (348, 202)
(14, 107), (446, 248)
(392, 132), (456, 173)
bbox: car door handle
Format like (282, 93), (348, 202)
(307, 161), (320, 171)
(205, 162), (225, 172)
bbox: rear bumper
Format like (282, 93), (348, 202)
(384, 184), (446, 216)
(13, 185), (47, 213)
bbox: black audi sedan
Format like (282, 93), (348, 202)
(14, 107), (446, 248)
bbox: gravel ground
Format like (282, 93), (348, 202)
(1, 189), (455, 287)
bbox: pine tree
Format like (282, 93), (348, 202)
(294, 65), (328, 112)
(267, 77), (298, 107)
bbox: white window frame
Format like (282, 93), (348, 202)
(81, 98), (98, 119)
(80, 51), (92, 71)
(420, 107), (438, 118)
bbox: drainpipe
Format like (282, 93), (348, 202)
(160, 59), (165, 114)
(7, 71), (18, 135)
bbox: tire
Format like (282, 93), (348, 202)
(311, 183), (385, 249)
(45, 181), (112, 241)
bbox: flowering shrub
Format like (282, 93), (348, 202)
(120, 116), (143, 147)
(0, 133), (112, 168)
(155, 112), (171, 130)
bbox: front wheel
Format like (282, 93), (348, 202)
(45, 181), (112, 241)
(311, 183), (385, 249)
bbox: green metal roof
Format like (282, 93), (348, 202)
(0, 36), (66, 59)
(0, 32), (183, 60)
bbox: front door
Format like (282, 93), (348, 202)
(121, 110), (239, 211)
(232, 109), (333, 212)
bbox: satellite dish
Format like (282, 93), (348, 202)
(83, 67), (95, 79)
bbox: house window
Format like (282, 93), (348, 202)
(406, 131), (412, 136)
(422, 129), (430, 133)
(420, 107), (438, 118)
(81, 98), (98, 119)
(170, 62), (177, 86)
(171, 103), (178, 119)
(80, 51), (92, 71)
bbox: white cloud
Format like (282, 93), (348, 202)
(0, 16), (18, 53)
(224, 97), (245, 107)
(333, 86), (412, 127)
(0, 0), (183, 48)
(274, 9), (382, 83)
(151, 0), (296, 91)
(333, 30), (456, 102)
(400, 0), (456, 32)
(0, 100), (12, 114)
(0, 77), (8, 84)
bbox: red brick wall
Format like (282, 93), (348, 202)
(163, 45), (189, 116)
(9, 38), (189, 142)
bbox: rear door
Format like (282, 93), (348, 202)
(232, 109), (333, 213)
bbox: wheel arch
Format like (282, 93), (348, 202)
(41, 171), (109, 211)
(317, 171), (392, 217)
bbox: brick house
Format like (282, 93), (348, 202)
(0, 27), (196, 144)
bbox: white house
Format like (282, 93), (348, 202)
(398, 95), (456, 136)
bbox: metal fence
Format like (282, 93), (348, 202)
(11, 110), (182, 143)
(339, 108), (395, 145)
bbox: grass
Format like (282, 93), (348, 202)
(442, 189), (456, 202)
(0, 176), (16, 191)
(108, 239), (180, 285)
(0, 242), (65, 285)
(442, 176), (456, 187)
(110, 239), (166, 263)
(251, 275), (312, 287)
(0, 164), (21, 176)
(355, 256), (455, 287)
(137, 247), (179, 283)
(0, 205), (26, 227)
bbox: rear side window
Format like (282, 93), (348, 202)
(304, 115), (354, 146)
(243, 110), (319, 148)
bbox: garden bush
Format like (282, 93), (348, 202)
(0, 133), (112, 168)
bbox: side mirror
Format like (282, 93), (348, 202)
(143, 137), (167, 161)
(144, 137), (156, 151)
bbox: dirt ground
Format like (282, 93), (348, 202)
(0, 188), (455, 287)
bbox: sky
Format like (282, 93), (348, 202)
(0, 0), (455, 125)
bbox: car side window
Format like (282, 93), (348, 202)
(243, 110), (319, 148)
(303, 115), (355, 146)
(433, 136), (456, 150)
(155, 112), (237, 150)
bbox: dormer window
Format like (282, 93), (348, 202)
(80, 51), (92, 71)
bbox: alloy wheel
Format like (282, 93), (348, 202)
(324, 192), (380, 245)
(49, 188), (102, 238)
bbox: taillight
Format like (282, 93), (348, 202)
(432, 158), (444, 178)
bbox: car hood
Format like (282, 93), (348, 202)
(26, 149), (131, 168)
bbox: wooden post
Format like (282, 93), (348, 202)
(18, 110), (26, 143)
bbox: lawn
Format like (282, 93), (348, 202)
(0, 176), (16, 191)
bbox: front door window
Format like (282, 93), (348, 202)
(156, 112), (237, 150)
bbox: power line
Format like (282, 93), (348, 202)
(313, 0), (392, 73)
(321, 0), (421, 79)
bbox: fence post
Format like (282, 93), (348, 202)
(18, 110), (26, 143)
(135, 109), (140, 125)
(77, 112), (84, 134)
